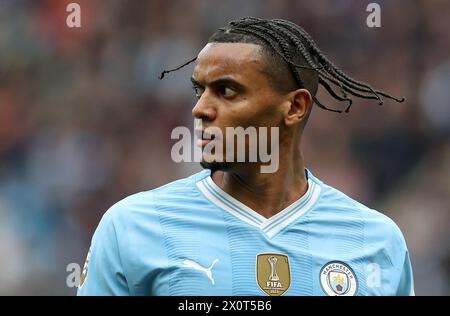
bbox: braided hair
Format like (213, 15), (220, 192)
(159, 17), (405, 113)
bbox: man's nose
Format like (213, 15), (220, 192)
(192, 93), (216, 121)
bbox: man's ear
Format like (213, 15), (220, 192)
(284, 88), (312, 127)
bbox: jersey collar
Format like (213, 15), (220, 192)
(196, 172), (321, 238)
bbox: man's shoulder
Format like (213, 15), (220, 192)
(103, 169), (210, 221)
(150, 169), (210, 196)
(311, 172), (405, 242)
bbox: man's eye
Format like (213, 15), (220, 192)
(220, 86), (237, 98)
(192, 86), (204, 98)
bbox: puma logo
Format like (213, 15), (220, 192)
(183, 258), (219, 285)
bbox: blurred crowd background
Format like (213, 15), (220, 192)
(0, 0), (449, 295)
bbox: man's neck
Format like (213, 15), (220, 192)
(210, 154), (308, 219)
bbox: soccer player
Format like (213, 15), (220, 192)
(77, 17), (414, 296)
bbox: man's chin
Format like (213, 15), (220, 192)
(200, 160), (233, 172)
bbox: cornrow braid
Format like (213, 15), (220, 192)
(273, 20), (382, 102)
(272, 18), (405, 104)
(255, 21), (351, 112)
(232, 24), (345, 112)
(159, 17), (405, 113)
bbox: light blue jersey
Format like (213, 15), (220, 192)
(77, 169), (414, 296)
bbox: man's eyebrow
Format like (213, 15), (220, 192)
(190, 76), (201, 85)
(190, 76), (245, 89)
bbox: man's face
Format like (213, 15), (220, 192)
(191, 42), (287, 171)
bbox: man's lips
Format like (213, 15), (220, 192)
(194, 129), (217, 147)
(197, 139), (211, 147)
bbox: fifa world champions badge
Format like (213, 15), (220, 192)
(256, 253), (291, 296)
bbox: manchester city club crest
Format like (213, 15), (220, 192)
(256, 253), (291, 296)
(320, 261), (358, 296)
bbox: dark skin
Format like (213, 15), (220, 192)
(192, 42), (313, 219)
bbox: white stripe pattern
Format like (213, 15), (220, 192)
(196, 175), (321, 238)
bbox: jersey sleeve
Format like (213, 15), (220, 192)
(387, 220), (415, 296)
(363, 210), (415, 296)
(77, 203), (129, 295)
(396, 250), (415, 296)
